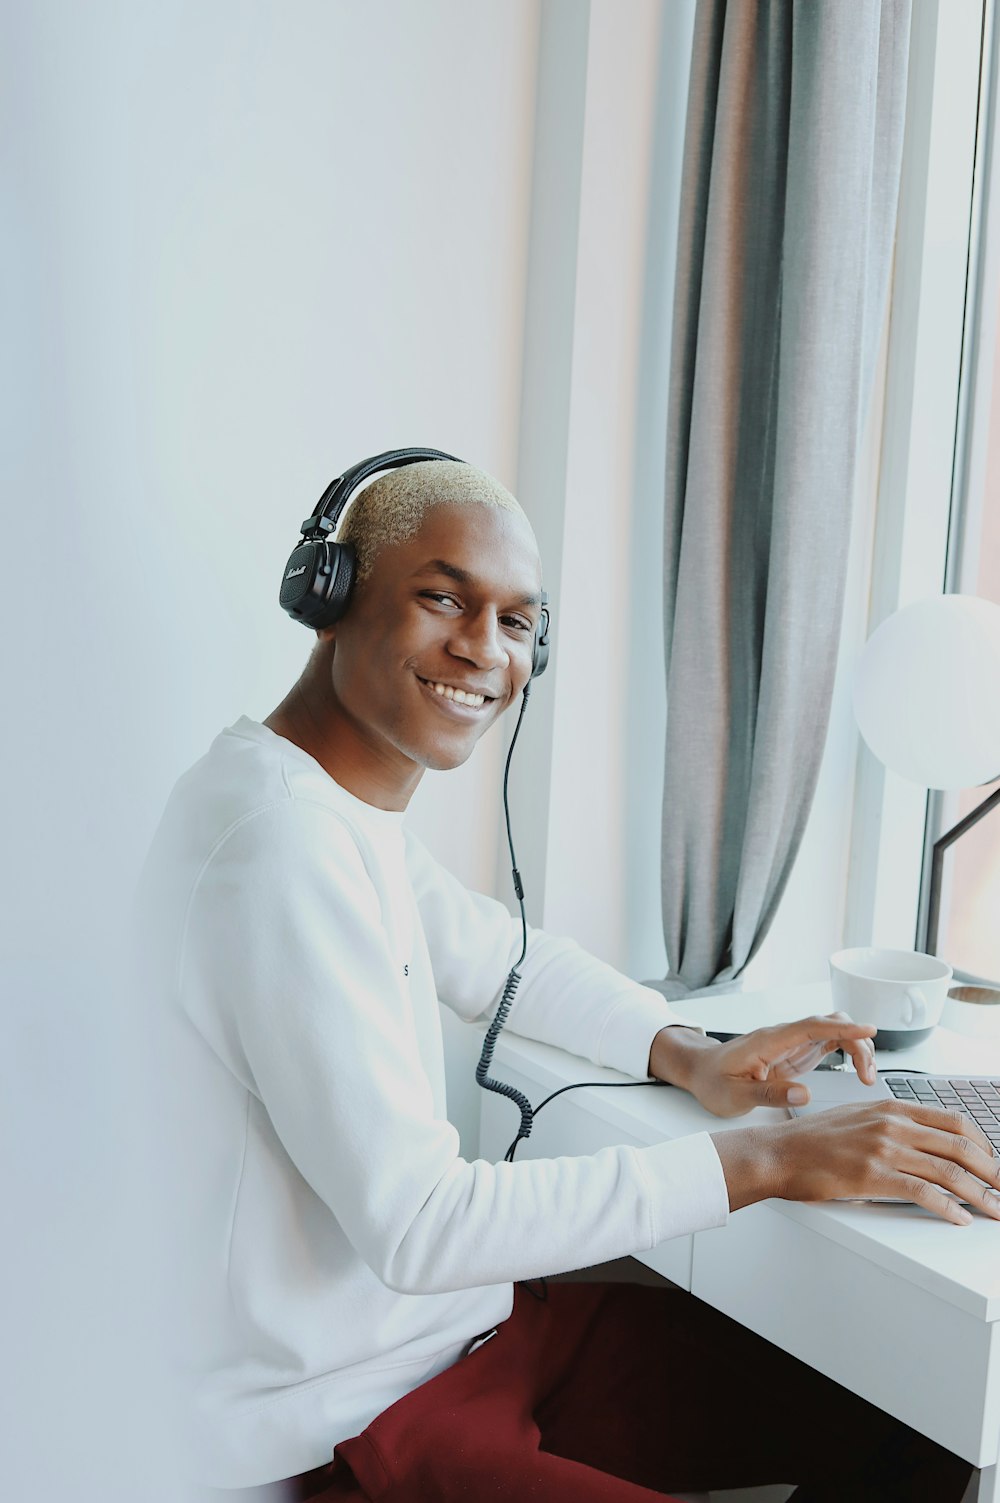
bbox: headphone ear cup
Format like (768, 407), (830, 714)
(317, 542), (356, 628)
(279, 541), (356, 629)
(531, 602), (551, 679)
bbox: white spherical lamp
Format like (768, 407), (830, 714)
(853, 595), (1000, 789)
(853, 594), (1000, 957)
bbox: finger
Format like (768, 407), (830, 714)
(776, 1038), (851, 1075)
(893, 1171), (975, 1226)
(757, 1014), (877, 1054)
(891, 1101), (997, 1162)
(732, 1076), (812, 1110)
(843, 1036), (878, 1084)
(896, 1149), (1000, 1218)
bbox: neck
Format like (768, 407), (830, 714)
(265, 675), (421, 814)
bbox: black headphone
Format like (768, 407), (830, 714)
(279, 447), (551, 678)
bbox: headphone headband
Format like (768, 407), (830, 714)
(300, 447), (462, 541)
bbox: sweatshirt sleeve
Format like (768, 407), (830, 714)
(405, 829), (705, 1080)
(177, 801), (728, 1295)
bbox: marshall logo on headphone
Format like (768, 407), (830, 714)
(285, 565), (307, 580)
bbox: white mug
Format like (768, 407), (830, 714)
(829, 947), (952, 1048)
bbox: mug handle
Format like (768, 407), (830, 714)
(903, 987), (928, 1027)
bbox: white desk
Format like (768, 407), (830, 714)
(478, 982), (1000, 1502)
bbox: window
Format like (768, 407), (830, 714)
(915, 0), (1000, 984)
(847, 1), (993, 973)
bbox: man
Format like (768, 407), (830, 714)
(142, 458), (998, 1501)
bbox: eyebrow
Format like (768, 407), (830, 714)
(413, 558), (541, 609)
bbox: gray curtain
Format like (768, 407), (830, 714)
(656, 0), (912, 999)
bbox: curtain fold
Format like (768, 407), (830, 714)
(656, 0), (912, 999)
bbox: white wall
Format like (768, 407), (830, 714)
(3, 4), (539, 1497)
(8, 0), (541, 871)
(538, 0), (696, 973)
(503, 0), (698, 981)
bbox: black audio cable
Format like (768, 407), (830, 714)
(475, 683), (666, 1169)
(474, 684), (534, 1156)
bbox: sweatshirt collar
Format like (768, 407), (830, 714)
(227, 716), (406, 830)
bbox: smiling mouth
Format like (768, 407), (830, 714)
(417, 676), (496, 712)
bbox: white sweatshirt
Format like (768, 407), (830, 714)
(140, 717), (729, 1489)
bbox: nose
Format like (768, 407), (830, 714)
(448, 608), (509, 672)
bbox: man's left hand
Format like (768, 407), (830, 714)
(648, 1013), (878, 1118)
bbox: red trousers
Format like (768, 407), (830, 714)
(279, 1283), (971, 1502)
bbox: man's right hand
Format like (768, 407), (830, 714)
(711, 1101), (1000, 1226)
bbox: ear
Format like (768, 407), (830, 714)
(309, 628), (337, 669)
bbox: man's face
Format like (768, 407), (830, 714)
(324, 502), (543, 790)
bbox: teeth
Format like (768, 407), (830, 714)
(426, 680), (486, 708)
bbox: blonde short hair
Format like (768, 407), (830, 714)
(337, 459), (530, 582)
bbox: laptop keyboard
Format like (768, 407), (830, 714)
(884, 1075), (1000, 1156)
